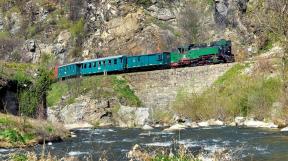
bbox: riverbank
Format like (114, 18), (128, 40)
(0, 113), (69, 148)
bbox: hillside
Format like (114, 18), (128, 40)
(0, 0), (274, 64)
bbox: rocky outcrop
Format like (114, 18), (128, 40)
(6, 12), (22, 34)
(117, 106), (150, 127)
(48, 95), (114, 126)
(0, 0), (256, 63)
(48, 95), (150, 128)
(148, 5), (176, 21)
(0, 13), (3, 31)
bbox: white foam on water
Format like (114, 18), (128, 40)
(108, 129), (116, 132)
(255, 146), (268, 153)
(178, 140), (200, 148)
(0, 149), (14, 153)
(203, 145), (222, 153)
(145, 142), (173, 147)
(77, 128), (92, 131)
(139, 131), (174, 136)
(96, 140), (116, 144)
(121, 149), (129, 152)
(222, 140), (231, 145)
(68, 151), (89, 156)
(122, 138), (136, 142)
(212, 139), (220, 143)
(201, 126), (225, 130)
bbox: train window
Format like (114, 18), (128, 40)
(84, 64), (86, 68)
(99, 61), (101, 66)
(120, 58), (123, 63)
(88, 63), (91, 68)
(103, 61), (106, 65)
(108, 60), (111, 65)
(114, 59), (117, 64)
(93, 62), (96, 67)
(158, 55), (162, 60)
(138, 57), (140, 62)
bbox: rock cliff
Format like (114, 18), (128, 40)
(0, 0), (262, 64)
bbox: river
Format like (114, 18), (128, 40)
(1, 126), (288, 160)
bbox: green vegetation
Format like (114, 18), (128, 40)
(152, 108), (173, 124)
(0, 114), (68, 148)
(260, 32), (280, 52)
(135, 0), (152, 7)
(47, 75), (141, 107)
(173, 63), (283, 121)
(152, 155), (201, 161)
(17, 67), (53, 118)
(0, 31), (10, 39)
(10, 153), (28, 161)
(69, 18), (84, 38)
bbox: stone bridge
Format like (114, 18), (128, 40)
(124, 63), (235, 109)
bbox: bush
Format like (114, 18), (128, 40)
(135, 0), (152, 7)
(69, 18), (84, 38)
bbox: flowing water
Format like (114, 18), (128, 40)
(1, 126), (288, 160)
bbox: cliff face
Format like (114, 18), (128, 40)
(0, 0), (259, 64)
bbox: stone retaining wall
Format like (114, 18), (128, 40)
(125, 63), (235, 109)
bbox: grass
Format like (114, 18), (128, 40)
(47, 82), (69, 107)
(173, 62), (283, 122)
(47, 75), (141, 107)
(0, 113), (69, 148)
(0, 61), (36, 80)
(214, 63), (248, 84)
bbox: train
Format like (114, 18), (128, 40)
(55, 39), (233, 79)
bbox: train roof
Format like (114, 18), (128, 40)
(59, 61), (82, 68)
(81, 55), (125, 63)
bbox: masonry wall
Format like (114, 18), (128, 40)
(125, 63), (235, 109)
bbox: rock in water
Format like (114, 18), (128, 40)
(281, 127), (288, 132)
(142, 124), (153, 130)
(208, 119), (224, 126)
(198, 121), (209, 127)
(64, 122), (93, 130)
(235, 117), (246, 126)
(244, 119), (278, 129)
(163, 124), (186, 131)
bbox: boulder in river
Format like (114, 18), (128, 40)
(235, 117), (246, 126)
(163, 124), (187, 131)
(281, 127), (288, 132)
(142, 124), (154, 130)
(64, 122), (94, 130)
(208, 119), (224, 126)
(198, 121), (209, 127)
(244, 119), (278, 129)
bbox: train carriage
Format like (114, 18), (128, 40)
(58, 63), (81, 79)
(126, 52), (170, 70)
(80, 55), (127, 75)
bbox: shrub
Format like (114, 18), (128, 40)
(173, 63), (283, 121)
(135, 0), (152, 7)
(69, 18), (84, 38)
